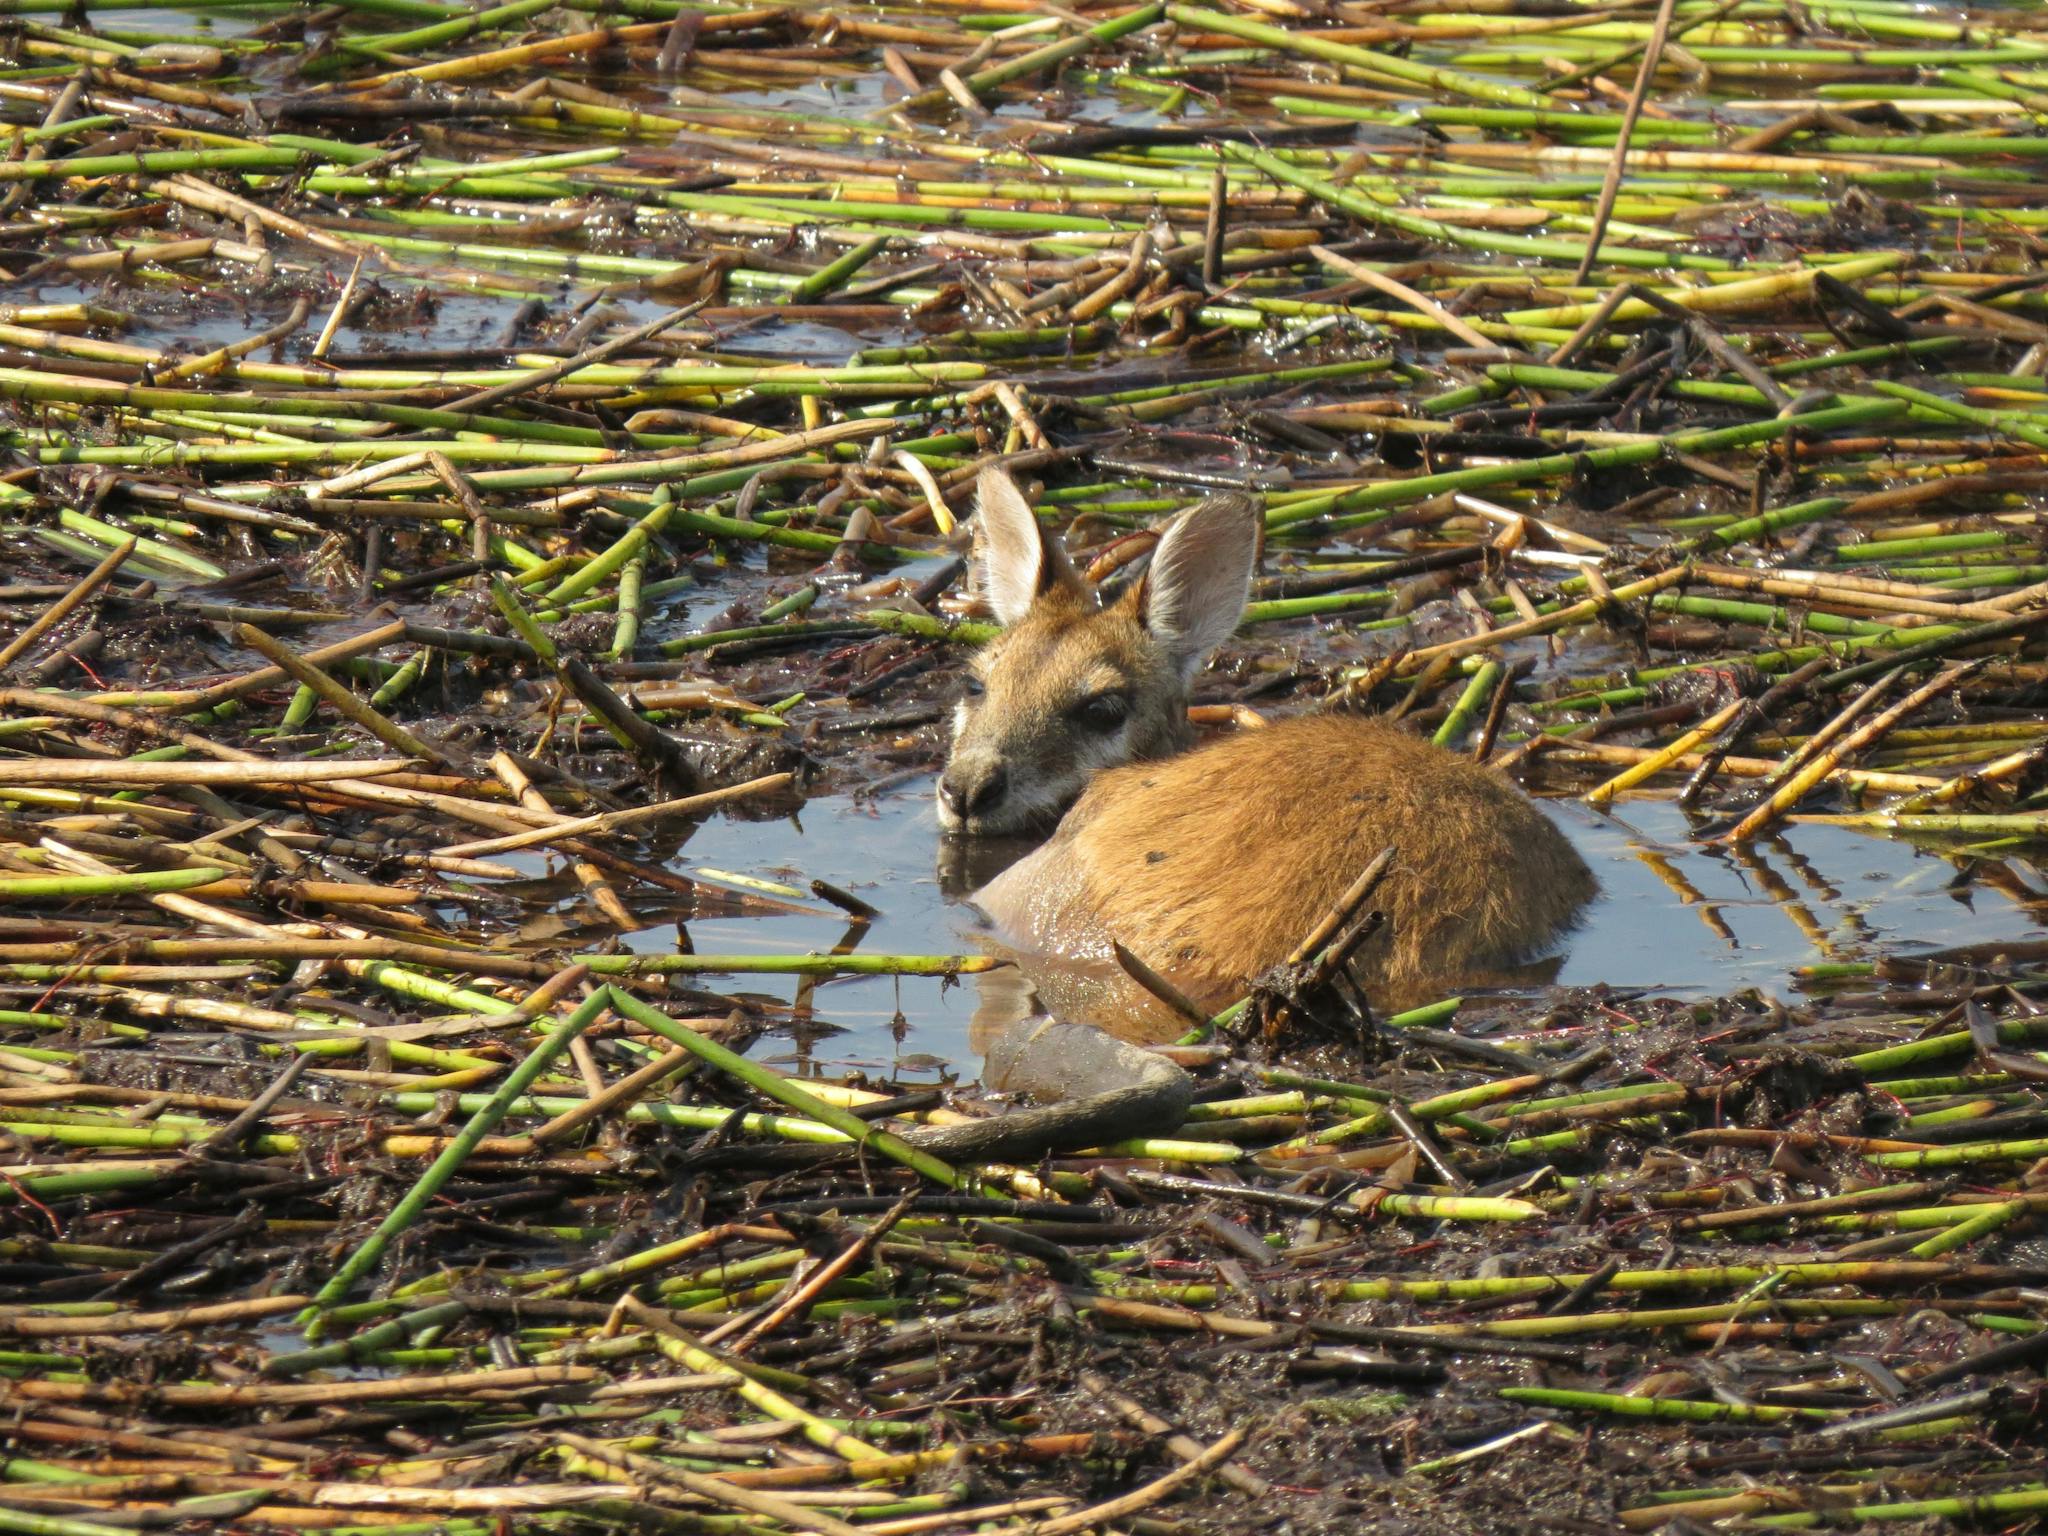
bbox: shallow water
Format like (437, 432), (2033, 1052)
(21, 11), (2042, 1096)
(661, 784), (2046, 1078)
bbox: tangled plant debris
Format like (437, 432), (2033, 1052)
(0, 0), (2045, 1530)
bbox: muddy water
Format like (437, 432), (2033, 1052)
(664, 786), (2046, 1076)
(36, 42), (2036, 1088)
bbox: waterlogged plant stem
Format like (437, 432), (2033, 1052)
(0, 536), (132, 671)
(603, 986), (965, 1188)
(302, 988), (610, 1327)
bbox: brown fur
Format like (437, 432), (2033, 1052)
(974, 713), (1597, 1013)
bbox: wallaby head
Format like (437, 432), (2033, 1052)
(937, 468), (1259, 836)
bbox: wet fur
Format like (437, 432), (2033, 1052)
(975, 712), (1597, 1012)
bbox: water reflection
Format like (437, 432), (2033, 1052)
(658, 786), (2044, 1075)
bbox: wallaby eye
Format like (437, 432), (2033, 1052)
(1071, 691), (1129, 733)
(961, 675), (986, 701)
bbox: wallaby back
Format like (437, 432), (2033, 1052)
(972, 712), (1597, 1017)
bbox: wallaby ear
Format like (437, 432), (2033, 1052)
(1138, 493), (1259, 679)
(972, 468), (1079, 625)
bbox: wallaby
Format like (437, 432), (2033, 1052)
(942, 467), (1595, 1003)
(901, 470), (1597, 1166)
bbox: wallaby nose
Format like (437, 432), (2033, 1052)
(939, 764), (1007, 822)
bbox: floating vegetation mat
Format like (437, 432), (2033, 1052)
(0, 0), (2045, 1529)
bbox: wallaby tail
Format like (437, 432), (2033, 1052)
(906, 1019), (1194, 1164)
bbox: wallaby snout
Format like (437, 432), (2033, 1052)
(937, 758), (1007, 825)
